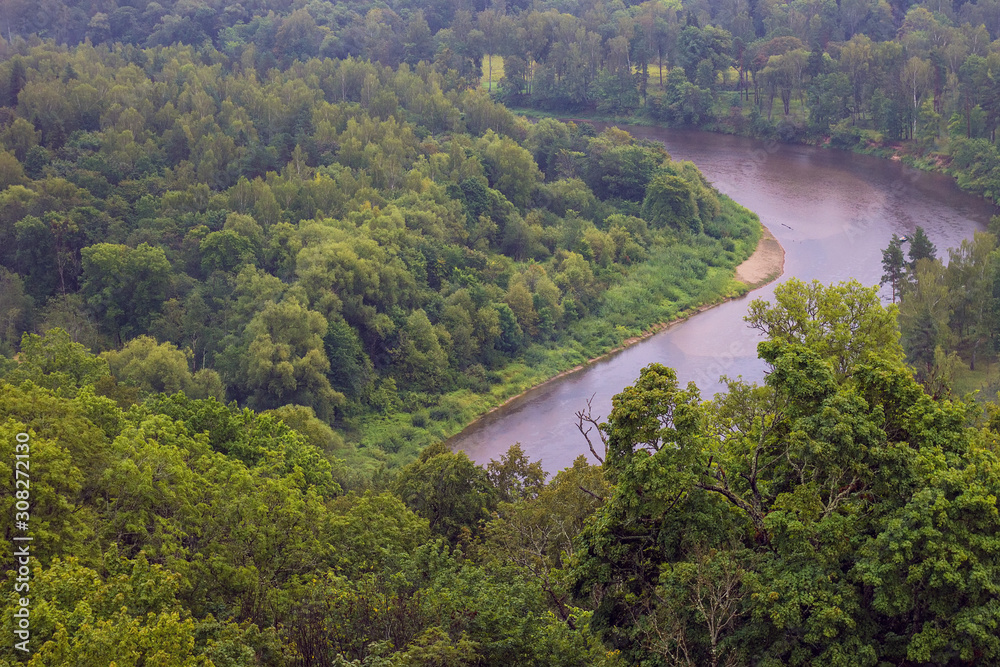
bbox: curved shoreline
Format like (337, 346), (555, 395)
(455, 223), (786, 425)
(531, 110), (998, 208)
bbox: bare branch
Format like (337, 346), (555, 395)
(575, 394), (607, 463)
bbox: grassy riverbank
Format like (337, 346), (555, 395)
(352, 195), (778, 473)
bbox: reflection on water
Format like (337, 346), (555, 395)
(450, 125), (997, 472)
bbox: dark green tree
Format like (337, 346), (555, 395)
(880, 233), (906, 302)
(79, 243), (172, 344)
(907, 225), (937, 267)
(392, 441), (494, 542)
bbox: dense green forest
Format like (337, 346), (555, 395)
(3, 282), (1000, 665)
(4, 0), (1000, 664)
(0, 39), (761, 470)
(4, 0), (999, 201)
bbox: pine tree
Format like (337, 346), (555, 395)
(908, 226), (937, 267)
(881, 234), (906, 303)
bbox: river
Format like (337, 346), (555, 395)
(450, 126), (998, 473)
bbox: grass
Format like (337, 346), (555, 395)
(481, 55), (505, 93)
(953, 355), (1000, 399)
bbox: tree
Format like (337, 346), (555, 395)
(902, 56), (932, 139)
(478, 9), (513, 94)
(494, 302), (524, 355)
(907, 225), (936, 267)
(943, 232), (997, 371)
(392, 442), (494, 543)
(237, 298), (343, 421)
(0, 551), (230, 666)
(485, 454), (607, 621)
(880, 233), (906, 302)
(478, 133), (542, 210)
(395, 309), (450, 392)
(6, 57), (28, 108)
(5, 328), (109, 393)
(0, 411), (90, 568)
(274, 9), (323, 65)
(505, 277), (538, 338)
(746, 278), (903, 377)
(79, 243), (172, 344)
(486, 443), (546, 504)
(0, 268), (32, 354)
(327, 491), (430, 576)
(200, 230), (256, 274)
(266, 404), (348, 456)
(101, 336), (224, 400)
(403, 11), (435, 66)
(13, 215), (59, 300)
(840, 34), (874, 122)
(897, 258), (951, 387)
(323, 318), (374, 399)
(583, 130), (667, 201)
(395, 627), (480, 667)
(573, 283), (1000, 665)
(641, 172), (700, 233)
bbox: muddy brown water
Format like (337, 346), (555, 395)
(450, 125), (998, 473)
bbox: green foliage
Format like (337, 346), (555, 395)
(395, 309), (450, 392)
(323, 318), (374, 400)
(0, 21), (891, 667)
(102, 336), (224, 400)
(233, 298), (344, 421)
(394, 627), (480, 667)
(583, 129), (667, 201)
(572, 282), (1000, 666)
(641, 172), (700, 233)
(880, 233), (906, 302)
(746, 278), (903, 378)
(266, 404), (348, 455)
(80, 243), (172, 343)
(392, 442), (494, 542)
(0, 38), (761, 478)
(894, 231), (1000, 395)
(907, 225), (937, 266)
(328, 492), (431, 576)
(4, 328), (109, 394)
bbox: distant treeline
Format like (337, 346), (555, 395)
(4, 0), (999, 199)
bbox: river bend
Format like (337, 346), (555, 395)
(451, 127), (998, 472)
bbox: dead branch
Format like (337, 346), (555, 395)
(575, 394), (607, 464)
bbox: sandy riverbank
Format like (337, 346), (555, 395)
(735, 225), (785, 287)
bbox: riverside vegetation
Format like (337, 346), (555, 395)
(2, 3), (1000, 666)
(882, 220), (1000, 397)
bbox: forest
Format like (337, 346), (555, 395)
(4, 0), (1000, 202)
(0, 40), (762, 471)
(2, 0), (1000, 664)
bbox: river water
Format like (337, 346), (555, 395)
(450, 126), (998, 473)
